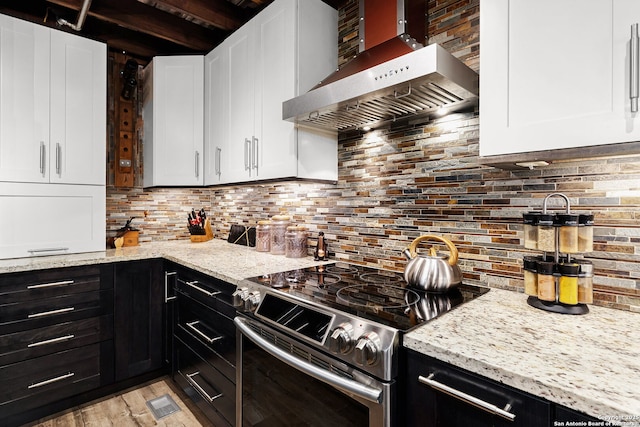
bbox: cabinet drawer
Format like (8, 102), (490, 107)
(0, 315), (113, 365)
(175, 338), (235, 427)
(0, 265), (104, 302)
(173, 269), (236, 318)
(0, 343), (102, 417)
(0, 289), (112, 335)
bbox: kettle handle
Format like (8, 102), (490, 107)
(408, 235), (459, 266)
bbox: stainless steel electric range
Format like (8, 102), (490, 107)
(234, 262), (489, 427)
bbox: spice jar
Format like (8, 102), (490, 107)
(536, 261), (556, 302)
(558, 263), (579, 305)
(557, 214), (579, 254)
(255, 220), (272, 252)
(285, 226), (308, 258)
(523, 213), (538, 250)
(523, 257), (538, 296)
(577, 260), (594, 304)
(578, 214), (594, 252)
(270, 215), (290, 255)
(536, 214), (556, 253)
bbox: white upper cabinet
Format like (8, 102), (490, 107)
(0, 14), (105, 184)
(204, 0), (338, 185)
(143, 56), (204, 187)
(480, 0), (640, 157)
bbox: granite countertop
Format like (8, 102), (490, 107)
(2, 240), (638, 421)
(404, 287), (640, 422)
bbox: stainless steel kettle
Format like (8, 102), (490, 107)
(402, 235), (462, 292)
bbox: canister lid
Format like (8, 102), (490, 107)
(579, 214), (594, 226)
(575, 259), (594, 275)
(537, 214), (555, 225)
(271, 215), (291, 221)
(286, 225), (307, 231)
(523, 257), (538, 272)
(257, 220), (272, 225)
(536, 261), (555, 275)
(556, 214), (579, 226)
(523, 212), (539, 225)
(558, 263), (580, 276)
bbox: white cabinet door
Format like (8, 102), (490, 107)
(50, 29), (106, 185)
(480, 0), (640, 157)
(0, 183), (105, 259)
(0, 15), (50, 183)
(204, 48), (228, 185)
(143, 56), (204, 187)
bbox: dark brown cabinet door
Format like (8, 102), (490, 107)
(114, 259), (163, 381)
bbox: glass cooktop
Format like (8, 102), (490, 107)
(244, 262), (489, 332)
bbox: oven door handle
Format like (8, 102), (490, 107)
(235, 317), (382, 404)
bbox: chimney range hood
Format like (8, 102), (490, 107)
(282, 0), (479, 131)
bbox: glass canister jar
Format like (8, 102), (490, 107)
(578, 214), (594, 252)
(558, 263), (579, 305)
(577, 260), (594, 304)
(270, 215), (290, 255)
(536, 261), (556, 302)
(285, 226), (308, 258)
(557, 214), (579, 253)
(523, 257), (538, 296)
(256, 220), (272, 252)
(523, 213), (538, 250)
(536, 214), (556, 253)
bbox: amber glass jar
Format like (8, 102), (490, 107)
(536, 214), (556, 253)
(523, 213), (538, 250)
(536, 261), (556, 302)
(270, 215), (290, 255)
(557, 214), (579, 254)
(558, 263), (579, 305)
(256, 220), (272, 252)
(578, 214), (594, 252)
(285, 226), (308, 258)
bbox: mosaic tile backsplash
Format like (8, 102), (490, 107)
(106, 0), (640, 312)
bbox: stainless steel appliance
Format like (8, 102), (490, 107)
(235, 263), (489, 427)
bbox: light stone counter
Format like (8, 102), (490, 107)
(404, 287), (640, 422)
(0, 239), (331, 284)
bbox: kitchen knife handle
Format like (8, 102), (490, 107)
(39, 141), (46, 176)
(252, 136), (259, 172)
(55, 143), (61, 176)
(194, 151), (200, 178)
(215, 147), (222, 176)
(419, 374), (516, 422)
(244, 138), (251, 172)
(631, 23), (639, 113)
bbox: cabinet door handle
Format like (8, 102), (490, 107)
(28, 307), (75, 319)
(244, 138), (251, 172)
(27, 280), (74, 290)
(177, 278), (221, 297)
(185, 320), (223, 344)
(39, 141), (46, 176)
(252, 136), (259, 173)
(28, 372), (74, 389)
(28, 334), (75, 348)
(185, 371), (223, 402)
(194, 151), (200, 178)
(164, 271), (177, 303)
(55, 142), (62, 176)
(27, 247), (70, 255)
(215, 147), (222, 176)
(631, 23), (639, 113)
(418, 374), (516, 422)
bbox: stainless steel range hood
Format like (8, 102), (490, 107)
(282, 0), (479, 131)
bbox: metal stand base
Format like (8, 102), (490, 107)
(527, 296), (589, 315)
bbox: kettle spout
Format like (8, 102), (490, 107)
(402, 248), (413, 260)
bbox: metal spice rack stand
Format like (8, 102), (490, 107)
(526, 193), (589, 315)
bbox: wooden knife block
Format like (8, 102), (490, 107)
(190, 219), (213, 243)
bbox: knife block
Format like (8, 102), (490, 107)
(190, 219), (213, 243)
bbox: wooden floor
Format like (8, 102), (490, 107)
(26, 377), (211, 427)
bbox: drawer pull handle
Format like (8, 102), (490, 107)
(27, 247), (69, 255)
(27, 280), (75, 290)
(28, 307), (75, 319)
(164, 271), (177, 302)
(179, 279), (221, 297)
(186, 371), (223, 402)
(28, 372), (74, 389)
(186, 321), (223, 344)
(28, 334), (75, 348)
(419, 374), (516, 422)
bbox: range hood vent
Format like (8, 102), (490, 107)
(282, 0), (479, 131)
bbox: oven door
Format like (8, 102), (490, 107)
(235, 315), (393, 427)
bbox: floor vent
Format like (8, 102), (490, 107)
(146, 394), (181, 420)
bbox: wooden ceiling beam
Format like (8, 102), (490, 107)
(46, 0), (223, 51)
(150, 0), (250, 31)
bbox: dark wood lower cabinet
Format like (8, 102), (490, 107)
(113, 259), (164, 381)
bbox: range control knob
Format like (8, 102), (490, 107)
(329, 323), (354, 354)
(354, 332), (381, 366)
